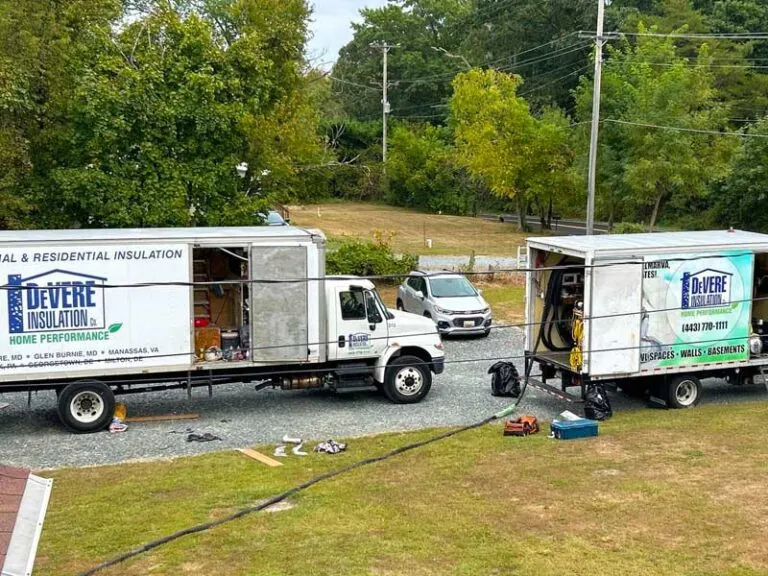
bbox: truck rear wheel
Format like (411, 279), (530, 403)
(57, 380), (115, 433)
(384, 356), (432, 404)
(667, 375), (702, 409)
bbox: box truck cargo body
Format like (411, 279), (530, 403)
(525, 230), (768, 408)
(0, 226), (444, 431)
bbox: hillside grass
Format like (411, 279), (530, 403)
(36, 403), (768, 576)
(289, 202), (528, 256)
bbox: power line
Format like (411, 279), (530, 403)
(599, 31), (768, 40)
(4, 261), (768, 375)
(329, 76), (379, 92)
(517, 64), (591, 97)
(603, 118), (768, 138)
(398, 38), (589, 86)
(609, 60), (768, 70)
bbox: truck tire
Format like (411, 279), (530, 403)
(57, 380), (115, 433)
(666, 375), (702, 409)
(383, 355), (432, 404)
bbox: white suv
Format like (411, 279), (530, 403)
(397, 271), (492, 337)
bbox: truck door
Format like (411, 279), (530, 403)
(329, 287), (389, 361)
(250, 245), (309, 363)
(586, 260), (642, 376)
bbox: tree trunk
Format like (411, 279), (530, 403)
(649, 193), (663, 231)
(516, 195), (526, 231)
(608, 204), (614, 231)
(546, 196), (553, 229)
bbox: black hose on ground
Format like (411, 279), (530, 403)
(76, 400), (525, 576)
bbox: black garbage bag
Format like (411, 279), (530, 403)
(488, 361), (521, 397)
(584, 382), (613, 420)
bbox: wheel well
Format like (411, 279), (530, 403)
(390, 346), (433, 368)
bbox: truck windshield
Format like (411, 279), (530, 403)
(429, 277), (477, 298)
(371, 289), (394, 320)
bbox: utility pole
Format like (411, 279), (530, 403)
(586, 0), (606, 236)
(371, 42), (397, 162)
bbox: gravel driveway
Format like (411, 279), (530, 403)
(1, 328), (766, 470)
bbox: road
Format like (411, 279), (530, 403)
(2, 328), (766, 469)
(479, 213), (611, 235)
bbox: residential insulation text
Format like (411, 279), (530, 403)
(0, 249), (183, 264)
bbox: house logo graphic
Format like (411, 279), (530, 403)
(681, 268), (733, 310)
(348, 333), (372, 349)
(6, 269), (107, 334)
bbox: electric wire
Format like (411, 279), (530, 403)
(0, 249), (759, 289)
(4, 289), (768, 377)
(603, 118), (768, 138)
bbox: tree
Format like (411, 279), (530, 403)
(387, 123), (476, 214)
(332, 0), (470, 123)
(450, 69), (574, 230)
(574, 26), (736, 229)
(462, 0), (597, 112)
(0, 0), (323, 229)
(714, 117), (768, 231)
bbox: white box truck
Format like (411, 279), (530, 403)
(0, 226), (444, 432)
(524, 230), (768, 408)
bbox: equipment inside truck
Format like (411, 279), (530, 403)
(529, 249), (585, 380)
(192, 246), (250, 363)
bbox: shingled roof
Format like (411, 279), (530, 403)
(0, 466), (30, 570)
(1, 464), (52, 576)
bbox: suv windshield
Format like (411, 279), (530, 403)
(429, 277), (477, 298)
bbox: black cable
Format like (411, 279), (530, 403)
(0, 250), (757, 290)
(75, 409), (512, 576)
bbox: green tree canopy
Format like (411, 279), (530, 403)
(450, 69), (574, 229)
(575, 26), (736, 229)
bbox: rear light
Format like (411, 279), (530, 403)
(194, 317), (209, 328)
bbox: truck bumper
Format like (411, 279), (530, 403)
(432, 357), (445, 375)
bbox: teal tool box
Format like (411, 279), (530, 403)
(550, 419), (598, 440)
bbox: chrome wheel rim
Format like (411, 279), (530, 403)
(394, 367), (423, 397)
(675, 380), (698, 406)
(70, 391), (104, 424)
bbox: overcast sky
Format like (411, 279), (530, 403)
(308, 0), (389, 68)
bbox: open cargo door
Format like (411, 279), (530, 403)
(250, 245), (309, 363)
(587, 260), (642, 377)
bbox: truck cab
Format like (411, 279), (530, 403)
(325, 277), (445, 402)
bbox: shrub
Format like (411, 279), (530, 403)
(611, 222), (647, 234)
(326, 239), (417, 281)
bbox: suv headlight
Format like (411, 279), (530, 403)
(433, 306), (453, 315)
(481, 307), (490, 314)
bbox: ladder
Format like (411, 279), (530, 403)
(193, 258), (211, 320)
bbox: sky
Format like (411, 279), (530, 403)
(308, 0), (389, 68)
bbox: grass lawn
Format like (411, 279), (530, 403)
(288, 202), (528, 256)
(37, 403), (768, 576)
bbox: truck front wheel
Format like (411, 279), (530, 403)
(57, 380), (115, 433)
(384, 356), (432, 404)
(667, 375), (702, 409)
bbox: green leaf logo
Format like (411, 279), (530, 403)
(108, 323), (123, 334)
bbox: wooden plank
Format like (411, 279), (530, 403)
(124, 413), (200, 423)
(237, 448), (282, 467)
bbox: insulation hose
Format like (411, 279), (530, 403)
(76, 402), (521, 576)
(540, 258), (578, 352)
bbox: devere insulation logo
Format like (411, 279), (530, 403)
(681, 268), (733, 310)
(7, 269), (107, 334)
